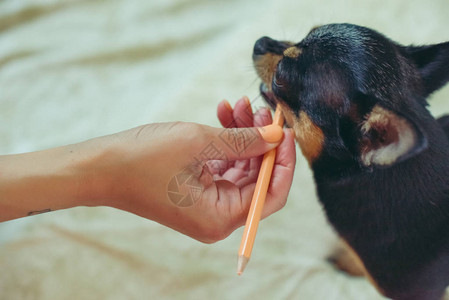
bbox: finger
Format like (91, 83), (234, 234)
(253, 107), (273, 127)
(204, 124), (283, 161)
(225, 107), (273, 187)
(232, 181), (260, 227)
(213, 179), (257, 228)
(217, 99), (236, 128)
(214, 101), (238, 169)
(205, 159), (231, 176)
(207, 129), (295, 232)
(220, 166), (248, 183)
(261, 128), (296, 219)
(228, 123), (291, 189)
(232, 159), (261, 187)
(233, 96), (254, 128)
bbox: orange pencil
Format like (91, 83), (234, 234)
(237, 104), (284, 275)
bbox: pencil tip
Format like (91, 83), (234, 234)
(237, 255), (249, 275)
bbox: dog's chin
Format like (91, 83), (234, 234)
(259, 82), (277, 110)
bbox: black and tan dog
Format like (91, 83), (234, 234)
(253, 23), (449, 300)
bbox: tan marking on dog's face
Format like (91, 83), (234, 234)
(253, 53), (283, 87)
(279, 104), (325, 164)
(283, 46), (302, 58)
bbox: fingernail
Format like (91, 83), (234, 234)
(242, 96), (252, 114)
(222, 99), (233, 112)
(257, 124), (283, 143)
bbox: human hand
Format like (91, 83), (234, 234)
(0, 97), (296, 243)
(89, 97), (296, 243)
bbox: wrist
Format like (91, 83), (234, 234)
(0, 145), (92, 221)
(68, 137), (124, 208)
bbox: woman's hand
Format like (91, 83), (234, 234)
(0, 97), (296, 243)
(96, 97), (296, 242)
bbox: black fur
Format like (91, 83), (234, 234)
(253, 23), (449, 299)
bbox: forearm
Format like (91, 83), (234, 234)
(0, 142), (108, 222)
(0, 112), (295, 242)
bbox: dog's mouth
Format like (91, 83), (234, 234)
(253, 37), (294, 111)
(259, 82), (277, 110)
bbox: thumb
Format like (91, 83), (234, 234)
(203, 124), (284, 161)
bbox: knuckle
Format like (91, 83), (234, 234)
(182, 122), (202, 133)
(168, 122), (211, 150)
(183, 122), (211, 145)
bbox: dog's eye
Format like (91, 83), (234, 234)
(273, 73), (285, 88)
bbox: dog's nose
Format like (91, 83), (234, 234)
(253, 36), (274, 55)
(253, 37), (290, 56)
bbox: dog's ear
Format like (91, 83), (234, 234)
(404, 42), (449, 97)
(357, 104), (428, 167)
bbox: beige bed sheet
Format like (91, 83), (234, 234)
(1, 0), (449, 299)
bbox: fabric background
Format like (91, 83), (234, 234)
(1, 0), (449, 299)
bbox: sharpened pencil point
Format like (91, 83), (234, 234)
(237, 255), (249, 275)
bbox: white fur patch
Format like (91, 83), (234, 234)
(361, 105), (417, 166)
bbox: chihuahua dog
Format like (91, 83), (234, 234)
(253, 23), (449, 300)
